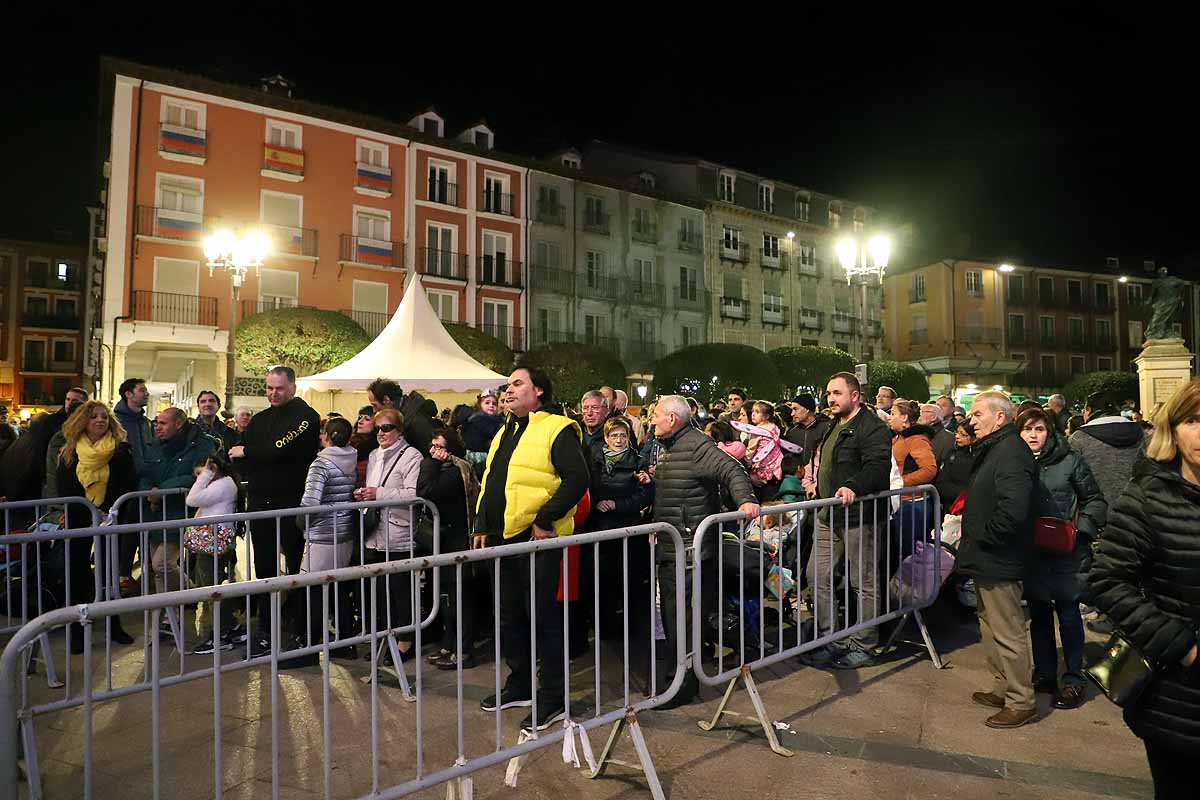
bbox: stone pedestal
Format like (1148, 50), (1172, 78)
(1134, 338), (1195, 417)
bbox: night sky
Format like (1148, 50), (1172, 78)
(2, 13), (1192, 277)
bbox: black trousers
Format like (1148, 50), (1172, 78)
(248, 512), (304, 620)
(1145, 740), (1190, 800)
(496, 530), (565, 701)
(597, 537), (652, 644)
(655, 553), (717, 697)
(365, 547), (420, 644)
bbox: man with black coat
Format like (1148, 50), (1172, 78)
(650, 394), (758, 707)
(959, 390), (1038, 729)
(229, 366), (320, 636)
(801, 372), (892, 670)
(0, 386), (87, 501)
(784, 394), (830, 481)
(369, 377), (437, 458)
(194, 389), (240, 453)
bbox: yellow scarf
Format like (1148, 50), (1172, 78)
(75, 434), (117, 506)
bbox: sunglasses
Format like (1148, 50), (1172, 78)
(376, 423), (399, 433)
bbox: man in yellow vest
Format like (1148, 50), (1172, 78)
(473, 366), (589, 733)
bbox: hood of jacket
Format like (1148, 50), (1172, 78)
(113, 399), (144, 424)
(1033, 431), (1068, 467)
(898, 423), (936, 440)
(321, 445), (358, 477)
(1077, 417), (1144, 448)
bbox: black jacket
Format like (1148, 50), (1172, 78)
(958, 424), (1036, 581)
(652, 425), (754, 558)
(590, 446), (653, 530)
(194, 415), (240, 453)
(400, 391), (437, 458)
(0, 407), (68, 500)
(57, 441), (138, 529)
(239, 396), (321, 509)
(814, 406), (892, 523)
(931, 428), (956, 466)
(783, 415), (831, 477)
(1090, 455), (1200, 754)
(417, 456), (468, 550)
(934, 444), (974, 509)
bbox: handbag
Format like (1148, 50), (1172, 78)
(1034, 516), (1077, 555)
(1085, 631), (1154, 707)
(363, 447), (405, 532)
(183, 522), (237, 555)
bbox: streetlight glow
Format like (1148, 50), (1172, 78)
(992, 384), (1003, 391)
(867, 235), (891, 270)
(636, 384), (648, 400)
(1118, 275), (1128, 283)
(786, 231), (795, 241)
(998, 263), (1014, 273)
(966, 383), (978, 390)
(836, 238), (858, 271)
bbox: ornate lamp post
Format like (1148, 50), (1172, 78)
(835, 234), (891, 360)
(203, 228), (271, 409)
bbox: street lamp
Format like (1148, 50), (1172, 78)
(835, 234), (891, 360)
(203, 228), (271, 409)
(998, 263), (1014, 273)
(636, 384), (648, 401)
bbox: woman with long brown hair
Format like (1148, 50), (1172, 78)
(56, 401), (138, 650)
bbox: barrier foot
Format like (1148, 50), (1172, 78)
(913, 609), (946, 669)
(698, 667), (793, 757)
(21, 714), (42, 800)
(589, 710), (665, 800)
(370, 634), (415, 702)
(36, 634), (63, 690)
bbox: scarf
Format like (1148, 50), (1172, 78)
(75, 434), (117, 506)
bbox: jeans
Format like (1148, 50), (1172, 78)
(1027, 583), (1087, 687)
(496, 530), (565, 702)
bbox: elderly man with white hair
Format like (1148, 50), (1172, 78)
(649, 394), (758, 708)
(919, 402), (956, 464)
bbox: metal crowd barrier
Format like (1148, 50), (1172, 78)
(0, 520), (686, 800)
(691, 485), (947, 756)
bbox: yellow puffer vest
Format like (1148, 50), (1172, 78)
(478, 411), (582, 539)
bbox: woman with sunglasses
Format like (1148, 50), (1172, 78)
(355, 408), (423, 663)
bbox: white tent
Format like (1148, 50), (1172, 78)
(297, 273), (509, 393)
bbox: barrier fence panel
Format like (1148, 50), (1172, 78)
(0, 519), (686, 800)
(0, 495), (439, 798)
(690, 485), (946, 756)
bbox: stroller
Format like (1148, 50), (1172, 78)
(0, 509), (68, 618)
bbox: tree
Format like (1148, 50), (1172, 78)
(519, 343), (627, 409)
(1062, 370), (1139, 409)
(444, 324), (515, 373)
(652, 344), (782, 406)
(769, 346), (856, 396)
(864, 361), (930, 403)
(235, 307), (372, 377)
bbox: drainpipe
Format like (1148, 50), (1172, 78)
(109, 314), (130, 403)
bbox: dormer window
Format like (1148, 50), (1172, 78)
(829, 202), (842, 230)
(475, 130), (491, 149)
(853, 208), (866, 233)
(796, 193), (810, 222)
(1105, 256), (1119, 270)
(409, 110), (445, 138)
(718, 171), (735, 202)
(562, 154), (581, 169)
(758, 182), (774, 213)
(638, 172), (656, 190)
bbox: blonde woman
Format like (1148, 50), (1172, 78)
(56, 401), (138, 649)
(1091, 378), (1200, 798)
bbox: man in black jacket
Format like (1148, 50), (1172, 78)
(229, 366), (321, 636)
(194, 389), (240, 453)
(960, 390), (1038, 729)
(651, 394), (758, 707)
(784, 393), (830, 481)
(802, 372), (892, 670)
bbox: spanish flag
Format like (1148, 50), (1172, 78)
(264, 143), (304, 175)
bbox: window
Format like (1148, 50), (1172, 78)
(259, 268), (299, 308)
(586, 251), (605, 288)
(481, 231), (511, 284)
(1098, 356), (1113, 370)
(1127, 283), (1144, 303)
(1067, 279), (1083, 306)
(426, 223), (456, 276)
(483, 173), (510, 215)
(1143, 259), (1156, 271)
(723, 273), (743, 300)
(1008, 313), (1026, 340)
(1068, 317), (1085, 344)
(635, 319), (656, 344)
(758, 183), (774, 213)
(354, 207), (390, 241)
(357, 140), (387, 168)
(835, 341), (849, 353)
(57, 261), (70, 282)
(1038, 276), (1054, 304)
(638, 172), (656, 190)
(481, 300), (512, 345)
(157, 174), (203, 215)
(428, 161), (454, 204)
(633, 257), (654, 289)
(537, 308), (562, 340)
(1095, 282), (1111, 309)
(1040, 316), (1056, 342)
(633, 207), (652, 236)
(55, 298), (77, 319)
(562, 154), (581, 169)
(417, 114), (443, 137)
(911, 273), (926, 301)
(762, 233), (779, 259)
(474, 130), (492, 150)
(718, 172), (735, 202)
(796, 194), (810, 222)
(828, 202), (841, 229)
(1097, 319), (1113, 343)
(261, 191), (302, 228)
(801, 338), (820, 347)
(912, 314), (927, 332)
(1105, 257), (1119, 270)
(1128, 320), (1144, 345)
(1008, 274), (1025, 299)
(679, 265), (698, 302)
(26, 258), (49, 288)
(853, 209), (866, 233)
(680, 216), (698, 243)
(535, 241), (561, 269)
(680, 325), (697, 348)
(266, 120), (301, 150)
(584, 313), (607, 344)
(763, 278), (783, 313)
(721, 226), (740, 252)
(1070, 355), (1087, 376)
(161, 97), (204, 130)
(52, 339), (75, 363)
(352, 279), (388, 318)
(799, 242), (816, 267)
(25, 295), (49, 316)
(426, 289), (457, 323)
(1040, 354), (1057, 382)
(965, 269), (983, 296)
(584, 196), (605, 225)
(23, 338), (47, 370)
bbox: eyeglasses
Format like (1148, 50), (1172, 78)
(430, 442), (447, 451)
(376, 423), (399, 433)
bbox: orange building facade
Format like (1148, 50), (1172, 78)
(99, 61), (525, 410)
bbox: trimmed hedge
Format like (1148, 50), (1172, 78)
(444, 324), (516, 374)
(519, 343), (628, 408)
(235, 307), (371, 377)
(652, 344), (782, 406)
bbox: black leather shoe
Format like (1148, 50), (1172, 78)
(1033, 677), (1058, 695)
(1053, 684), (1086, 709)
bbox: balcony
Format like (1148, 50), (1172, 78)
(528, 327), (577, 349)
(761, 304), (789, 327)
(21, 358), (76, 375)
(22, 312), (79, 331)
(966, 286), (985, 299)
(240, 300), (313, 319)
(1037, 370), (1062, 387)
(719, 242), (749, 264)
(678, 230), (702, 252)
(798, 309), (824, 330)
(536, 202), (566, 226)
(1068, 333), (1087, 348)
(831, 312), (857, 334)
(262, 142), (305, 179)
(482, 190), (515, 217)
(1066, 295), (1090, 311)
(418, 248), (468, 281)
(340, 309), (389, 339)
(631, 219), (659, 244)
(477, 256), (523, 289)
(797, 259), (821, 278)
(1040, 332), (1057, 347)
(626, 281), (665, 307)
(759, 249), (788, 272)
(1037, 292), (1058, 309)
(25, 273), (82, 292)
(675, 286), (708, 310)
(1009, 328), (1030, 345)
(355, 162), (392, 196)
(1095, 333), (1116, 352)
(263, 224), (319, 258)
(530, 264), (575, 294)
(908, 288), (926, 304)
(159, 122), (207, 162)
(864, 319), (884, 338)
(135, 205), (221, 243)
(133, 290), (218, 326)
(583, 212), (611, 235)
(339, 234), (404, 270)
(720, 296), (749, 320)
(1006, 288), (1029, 305)
(910, 329), (929, 345)
(578, 275), (620, 301)
(424, 179), (460, 207)
(472, 322), (524, 351)
(1093, 296), (1115, 314)
(21, 389), (64, 404)
(962, 326), (1002, 344)
(1125, 297), (1153, 319)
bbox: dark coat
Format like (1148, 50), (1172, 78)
(417, 456), (468, 551)
(399, 391), (437, 458)
(958, 424), (1036, 581)
(462, 411), (504, 453)
(0, 408), (68, 500)
(814, 406), (892, 524)
(239, 396), (321, 509)
(931, 428), (956, 465)
(139, 423), (220, 520)
(194, 415), (240, 453)
(57, 441), (138, 530)
(784, 414), (831, 476)
(651, 425), (754, 558)
(590, 446), (652, 530)
(934, 443), (974, 509)
(113, 399), (155, 477)
(1090, 455), (1200, 754)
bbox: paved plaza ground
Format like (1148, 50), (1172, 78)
(18, 598), (1152, 800)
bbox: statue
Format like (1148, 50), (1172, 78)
(1145, 267), (1188, 342)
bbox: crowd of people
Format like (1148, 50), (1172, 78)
(2, 362), (1198, 795)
